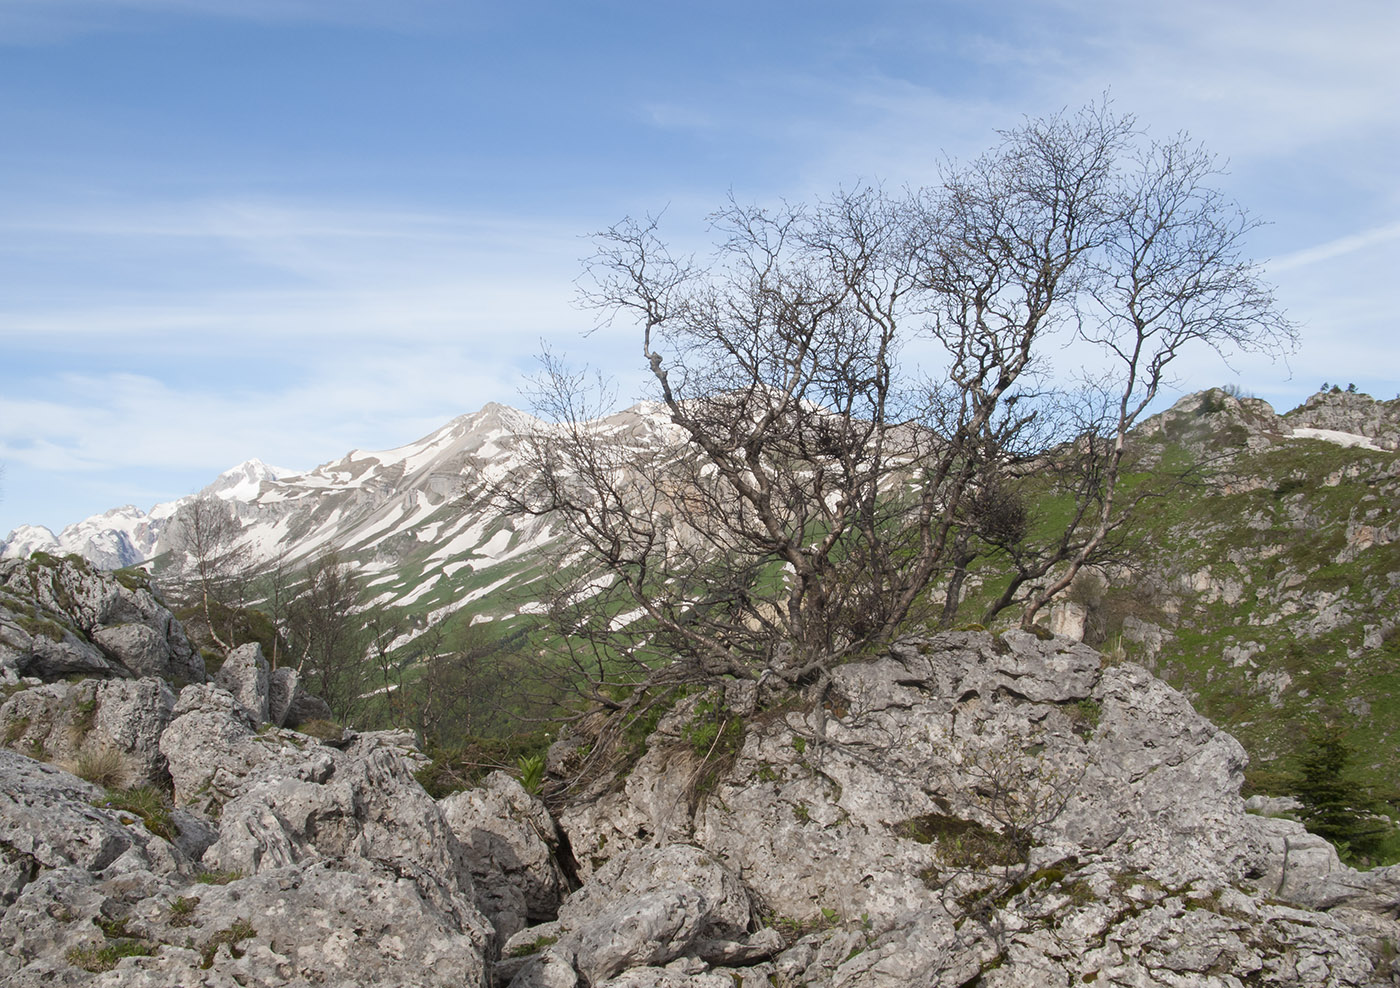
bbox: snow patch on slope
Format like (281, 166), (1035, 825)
(1288, 427), (1382, 451)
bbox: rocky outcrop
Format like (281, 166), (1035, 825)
(521, 630), (1400, 987)
(1133, 388), (1288, 464)
(2, 628), (1398, 986)
(0, 685), (492, 987)
(0, 677), (176, 788)
(441, 771), (572, 941)
(1285, 389), (1400, 449)
(0, 556), (202, 684)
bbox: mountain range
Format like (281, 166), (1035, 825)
(1, 400), (678, 645)
(5, 386), (1400, 789)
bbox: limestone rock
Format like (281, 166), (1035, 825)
(158, 684), (309, 814)
(265, 666), (298, 727)
(557, 844), (751, 943)
(282, 688), (333, 728)
(441, 770), (571, 940)
(0, 556), (202, 684)
(1285, 389), (1400, 449)
(0, 678), (177, 787)
(214, 642), (270, 723)
(0, 736), (491, 987)
(0, 604), (111, 681)
(545, 631), (1400, 987)
(90, 623), (172, 679)
(0, 750), (173, 876)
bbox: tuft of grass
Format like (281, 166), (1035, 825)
(66, 940), (156, 973)
(195, 869), (243, 886)
(200, 918), (256, 969)
(70, 746), (130, 789)
(168, 895), (200, 927)
(70, 695), (99, 740)
(506, 933), (558, 958)
(98, 786), (179, 842)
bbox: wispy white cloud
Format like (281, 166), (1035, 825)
(0, 199), (590, 346)
(1269, 221), (1400, 273)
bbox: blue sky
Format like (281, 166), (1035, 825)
(2, 0), (1397, 536)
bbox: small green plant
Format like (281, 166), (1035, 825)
(1070, 698), (1102, 738)
(168, 895), (200, 927)
(506, 933), (558, 958)
(793, 802), (811, 823)
(70, 695), (99, 739)
(95, 915), (136, 939)
(517, 753), (546, 795)
(195, 869), (243, 886)
(200, 918), (256, 968)
(792, 737), (806, 755)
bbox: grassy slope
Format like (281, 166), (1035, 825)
(954, 417), (1400, 796)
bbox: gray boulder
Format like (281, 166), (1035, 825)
(214, 642), (269, 723)
(0, 556), (202, 684)
(441, 770), (571, 940)
(265, 666), (298, 727)
(158, 684), (306, 814)
(0, 678), (177, 787)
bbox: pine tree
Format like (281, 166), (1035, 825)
(1290, 726), (1392, 864)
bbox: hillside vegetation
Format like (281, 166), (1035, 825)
(958, 387), (1400, 798)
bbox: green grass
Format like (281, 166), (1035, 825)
(97, 786), (178, 841)
(195, 869), (243, 885)
(67, 939), (156, 973)
(200, 918), (256, 968)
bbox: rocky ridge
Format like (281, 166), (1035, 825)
(1, 556), (1398, 985)
(0, 554), (203, 685)
(1028, 387), (1400, 789)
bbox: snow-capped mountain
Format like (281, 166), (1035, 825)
(0, 400), (683, 644)
(2, 504), (159, 570)
(0, 460), (293, 570)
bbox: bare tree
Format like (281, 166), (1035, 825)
(171, 495), (251, 655)
(512, 102), (1293, 702)
(286, 550), (365, 721)
(257, 547), (298, 669)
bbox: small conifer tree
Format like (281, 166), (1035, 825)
(1290, 726), (1392, 865)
